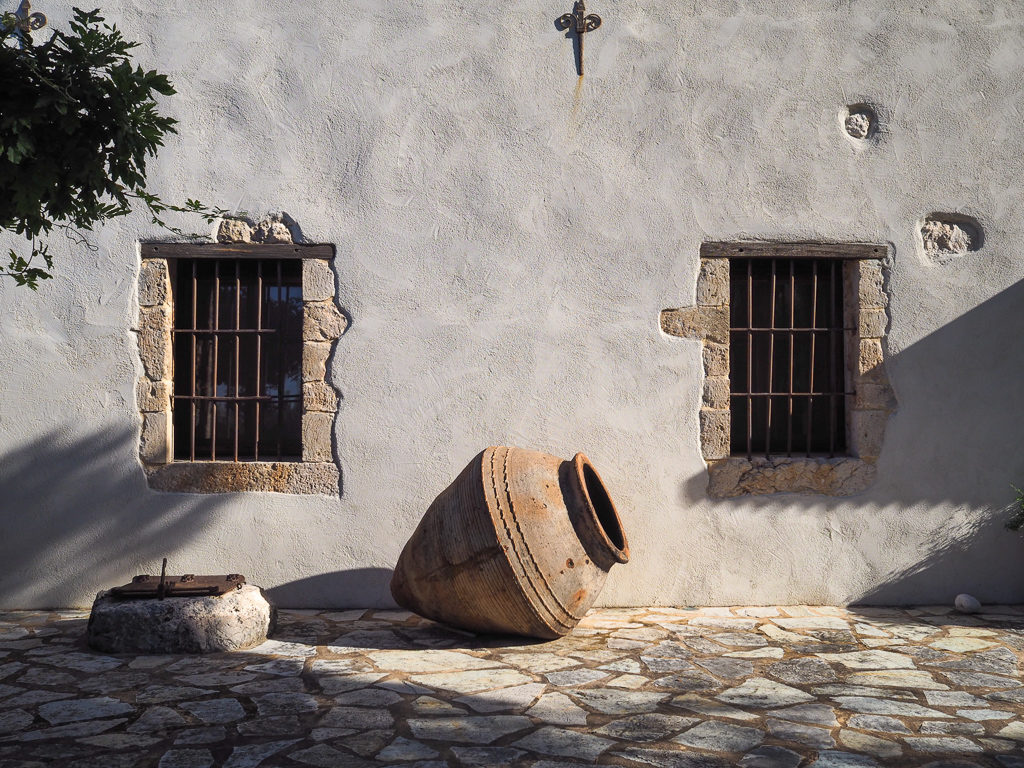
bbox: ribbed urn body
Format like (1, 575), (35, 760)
(390, 446), (629, 639)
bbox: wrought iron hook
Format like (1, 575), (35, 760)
(555, 0), (601, 76)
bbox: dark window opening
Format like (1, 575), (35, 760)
(729, 258), (851, 458)
(172, 258), (303, 461)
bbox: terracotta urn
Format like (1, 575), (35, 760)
(391, 446), (629, 639)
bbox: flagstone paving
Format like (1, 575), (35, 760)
(0, 606), (1021, 766)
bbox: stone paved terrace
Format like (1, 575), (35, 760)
(1, 605), (1023, 767)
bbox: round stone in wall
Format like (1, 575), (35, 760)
(843, 104), (876, 140)
(87, 584), (275, 653)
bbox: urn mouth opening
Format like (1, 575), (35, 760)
(573, 454), (629, 564)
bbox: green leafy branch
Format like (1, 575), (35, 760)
(1, 8), (226, 289)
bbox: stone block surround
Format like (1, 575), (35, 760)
(661, 242), (897, 498)
(135, 222), (346, 495)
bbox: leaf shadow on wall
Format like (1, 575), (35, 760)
(0, 427), (226, 608)
(689, 276), (1024, 605)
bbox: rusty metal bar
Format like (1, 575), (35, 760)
(787, 260), (795, 457)
(234, 260), (241, 462)
(806, 260), (818, 454)
(746, 259), (753, 459)
(255, 261), (263, 460)
(276, 261), (284, 459)
(174, 395), (275, 401)
(172, 328), (278, 334)
(190, 260), (197, 462)
(211, 260), (220, 461)
(764, 259), (776, 456)
(828, 260), (837, 457)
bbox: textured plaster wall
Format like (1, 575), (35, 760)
(2, 1), (1024, 608)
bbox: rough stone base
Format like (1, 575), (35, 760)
(707, 456), (876, 498)
(87, 584), (276, 654)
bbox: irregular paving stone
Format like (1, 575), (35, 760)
(231, 678), (307, 695)
(327, 728), (390, 757)
(14, 718), (129, 741)
(0, 690), (74, 709)
(837, 730), (901, 758)
(929, 637), (998, 653)
(222, 740), (298, 768)
(497, 653), (578, 672)
(608, 673), (650, 689)
(595, 713), (699, 741)
(180, 697), (245, 724)
(411, 668), (533, 694)
(717, 677), (815, 708)
(177, 672), (256, 687)
(512, 726), (615, 760)
(157, 748), (214, 768)
(929, 647), (1020, 675)
(376, 737), (439, 761)
(454, 682), (546, 712)
(318, 706), (394, 731)
(767, 658), (838, 684)
(253, 692), (319, 717)
(831, 696), (950, 718)
(770, 702), (838, 726)
(904, 737), (983, 753)
(739, 745), (803, 768)
(0, 709), (32, 734)
(811, 684), (916, 700)
(766, 718), (835, 748)
(675, 720), (765, 752)
(332, 687), (403, 707)
(924, 691), (988, 707)
(411, 695), (465, 715)
(815, 650), (915, 670)
(364, 650), (501, 672)
(957, 707), (1014, 720)
(808, 751), (881, 767)
(526, 692), (589, 725)
(774, 617), (851, 630)
(287, 744), (373, 767)
(545, 668), (610, 686)
(920, 720), (984, 735)
(652, 671), (719, 692)
(712, 633), (769, 647)
(996, 721), (1024, 741)
(243, 658), (306, 676)
(847, 669), (948, 689)
(78, 733), (161, 749)
(237, 716), (304, 736)
(683, 637), (729, 654)
(569, 688), (669, 714)
(600, 658), (643, 673)
(987, 687), (1024, 705)
(450, 746), (525, 766)
(39, 652), (123, 674)
(846, 714), (912, 734)
(173, 726), (227, 744)
(726, 647), (784, 659)
(670, 693), (759, 721)
(136, 686), (215, 704)
(407, 715), (532, 744)
(38, 696), (134, 724)
(126, 705), (187, 732)
(696, 657), (754, 679)
(641, 655), (695, 673)
(16, 667), (76, 687)
(616, 746), (732, 767)
(938, 671), (1021, 688)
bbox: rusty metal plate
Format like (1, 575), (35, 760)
(111, 573), (245, 599)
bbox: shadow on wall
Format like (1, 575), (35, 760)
(0, 427), (225, 608)
(697, 277), (1024, 604)
(266, 567), (396, 609)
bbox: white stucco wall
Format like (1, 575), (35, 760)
(2, 0), (1023, 608)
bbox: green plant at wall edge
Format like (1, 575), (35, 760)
(1008, 485), (1024, 532)
(0, 8), (226, 289)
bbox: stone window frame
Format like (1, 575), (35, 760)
(660, 241), (896, 498)
(136, 242), (347, 495)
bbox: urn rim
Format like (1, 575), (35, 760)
(571, 453), (629, 564)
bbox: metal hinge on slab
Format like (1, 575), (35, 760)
(111, 559), (245, 599)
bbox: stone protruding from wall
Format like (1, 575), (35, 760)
(843, 104), (876, 140)
(217, 213), (302, 245)
(920, 214), (982, 262)
(663, 244), (896, 498)
(137, 248), (346, 495)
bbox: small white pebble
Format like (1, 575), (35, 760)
(955, 594), (981, 614)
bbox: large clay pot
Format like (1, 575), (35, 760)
(391, 446), (629, 639)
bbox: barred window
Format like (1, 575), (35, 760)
(729, 257), (851, 458)
(171, 258), (303, 461)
